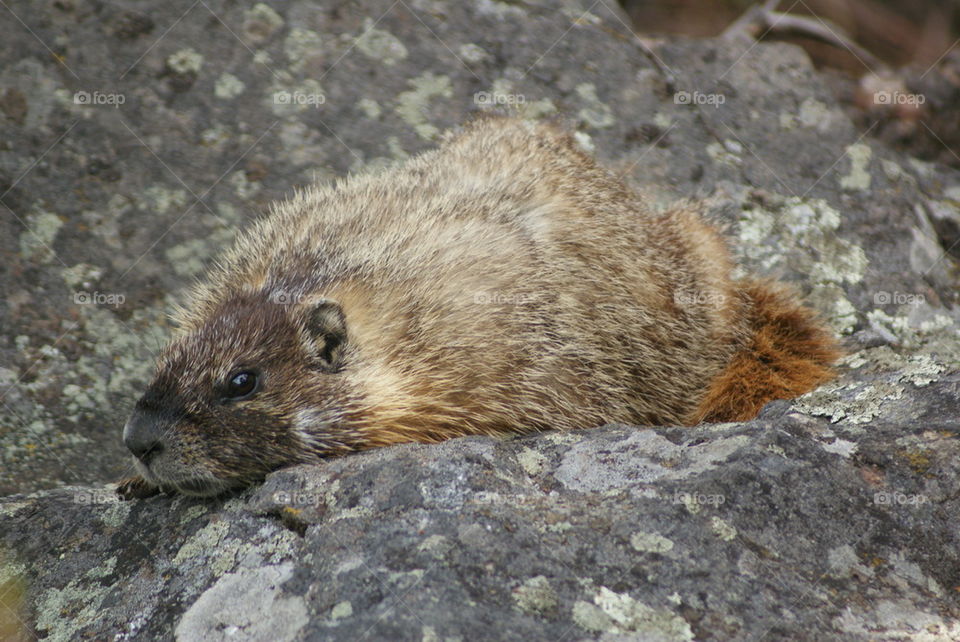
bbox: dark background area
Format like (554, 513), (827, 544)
(622, 0), (960, 167)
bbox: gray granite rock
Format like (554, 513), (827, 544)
(1, 0), (959, 639)
(3, 410), (960, 640)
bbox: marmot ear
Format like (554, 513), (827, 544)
(304, 299), (347, 371)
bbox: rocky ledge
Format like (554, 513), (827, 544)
(2, 0), (959, 639)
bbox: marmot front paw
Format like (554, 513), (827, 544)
(115, 475), (160, 500)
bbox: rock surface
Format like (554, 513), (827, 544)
(3, 413), (960, 640)
(1, 0), (959, 639)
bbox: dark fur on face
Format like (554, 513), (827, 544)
(123, 291), (354, 496)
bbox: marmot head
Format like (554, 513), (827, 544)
(123, 291), (355, 496)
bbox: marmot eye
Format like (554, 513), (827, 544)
(224, 370), (259, 401)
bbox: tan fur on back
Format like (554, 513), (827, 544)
(125, 116), (839, 496)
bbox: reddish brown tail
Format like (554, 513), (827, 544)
(689, 280), (842, 424)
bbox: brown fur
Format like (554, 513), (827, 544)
(687, 280), (842, 424)
(118, 117), (839, 498)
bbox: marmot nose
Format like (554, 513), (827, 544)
(123, 409), (166, 464)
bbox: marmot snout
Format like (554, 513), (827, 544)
(119, 117), (839, 498)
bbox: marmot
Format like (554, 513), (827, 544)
(118, 117), (839, 499)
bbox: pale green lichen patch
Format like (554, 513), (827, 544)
(355, 18), (408, 65)
(140, 185), (188, 215)
(35, 561), (117, 642)
(710, 517), (737, 541)
(737, 196), (868, 333)
(572, 600), (616, 632)
(544, 519), (573, 534)
(0, 498), (30, 518)
(545, 431), (581, 446)
(180, 504), (210, 526)
(14, 302), (167, 426)
(171, 517), (301, 581)
(99, 500), (132, 528)
(214, 73), (245, 100)
(796, 98), (841, 132)
(283, 28), (323, 71)
(61, 382), (98, 416)
(330, 600), (353, 620)
(387, 569), (425, 591)
(214, 201), (245, 227)
(573, 131), (594, 153)
(172, 519), (234, 572)
(242, 3), (284, 44)
(478, 78), (556, 119)
(520, 96), (557, 119)
(61, 263), (103, 291)
(0, 552), (26, 587)
(358, 97), (381, 119)
(867, 308), (958, 351)
(861, 342), (954, 378)
(793, 342), (953, 424)
(229, 169), (261, 199)
(707, 141), (742, 166)
(276, 120), (330, 168)
(322, 478), (341, 509)
(513, 575), (558, 614)
(898, 353), (946, 386)
(576, 83), (614, 128)
(457, 43), (489, 64)
(316, 477), (373, 521)
(165, 228), (235, 278)
(572, 586), (693, 639)
(794, 377), (902, 425)
(166, 48), (203, 75)
(19, 207), (62, 263)
(395, 72), (453, 140)
(653, 112), (673, 129)
(839, 143), (873, 191)
(766, 443), (787, 458)
(516, 447), (547, 476)
(630, 531), (675, 553)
